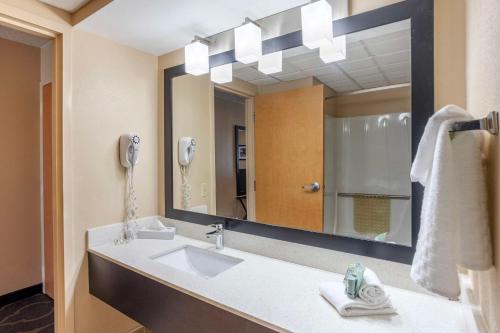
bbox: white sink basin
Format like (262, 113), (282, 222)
(152, 245), (243, 279)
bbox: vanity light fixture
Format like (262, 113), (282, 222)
(320, 35), (347, 63)
(234, 18), (262, 64)
(258, 51), (282, 74)
(210, 63), (233, 84)
(185, 36), (209, 76)
(301, 0), (334, 49)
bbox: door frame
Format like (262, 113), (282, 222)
(164, 0), (434, 264)
(0, 15), (66, 333)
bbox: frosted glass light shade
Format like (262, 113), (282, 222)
(320, 35), (346, 63)
(301, 0), (333, 49)
(258, 51), (282, 74)
(185, 41), (209, 76)
(235, 22), (262, 64)
(210, 63), (233, 84)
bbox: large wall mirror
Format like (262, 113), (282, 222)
(165, 0), (433, 263)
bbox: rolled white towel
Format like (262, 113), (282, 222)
(320, 281), (396, 317)
(358, 268), (388, 305)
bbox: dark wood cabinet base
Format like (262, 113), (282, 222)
(88, 252), (277, 333)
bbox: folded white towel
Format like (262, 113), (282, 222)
(358, 268), (388, 305)
(320, 281), (396, 317)
(410, 105), (492, 299)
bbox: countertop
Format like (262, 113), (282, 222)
(88, 223), (478, 333)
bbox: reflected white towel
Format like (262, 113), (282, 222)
(320, 281), (396, 317)
(410, 105), (492, 299)
(359, 268), (388, 305)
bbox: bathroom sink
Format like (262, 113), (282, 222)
(152, 245), (243, 279)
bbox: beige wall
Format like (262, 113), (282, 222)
(69, 29), (158, 333)
(0, 37), (41, 296)
(328, 85), (411, 117)
(172, 74), (215, 213)
(465, 0), (500, 331)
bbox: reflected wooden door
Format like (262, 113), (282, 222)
(255, 85), (324, 232)
(43, 83), (54, 299)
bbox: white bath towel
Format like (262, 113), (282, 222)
(410, 105), (492, 299)
(358, 268), (388, 305)
(320, 281), (396, 317)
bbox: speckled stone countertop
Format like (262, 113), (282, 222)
(88, 219), (478, 333)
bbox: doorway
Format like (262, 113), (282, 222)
(0, 24), (57, 332)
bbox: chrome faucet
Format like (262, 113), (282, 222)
(206, 224), (224, 249)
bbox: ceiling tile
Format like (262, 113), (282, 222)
(360, 81), (390, 89)
(346, 45), (370, 61)
(234, 67), (267, 81)
(249, 77), (280, 85)
(347, 65), (381, 79)
(376, 50), (411, 66)
(273, 71), (306, 81)
(365, 36), (410, 56)
(337, 57), (376, 72)
(316, 71), (350, 82)
(354, 73), (387, 85)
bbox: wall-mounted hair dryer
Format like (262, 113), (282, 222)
(178, 137), (196, 166)
(120, 134), (140, 168)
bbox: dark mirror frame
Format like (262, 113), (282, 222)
(164, 0), (433, 264)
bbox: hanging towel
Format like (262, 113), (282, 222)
(320, 281), (396, 317)
(410, 104), (492, 299)
(358, 268), (388, 305)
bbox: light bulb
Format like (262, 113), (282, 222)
(210, 63), (233, 84)
(185, 40), (209, 76)
(301, 0), (333, 49)
(258, 51), (282, 74)
(235, 20), (262, 64)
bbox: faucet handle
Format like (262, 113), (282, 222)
(208, 224), (224, 232)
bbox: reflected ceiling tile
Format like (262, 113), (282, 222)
(232, 61), (252, 70)
(248, 77), (280, 85)
(233, 67), (267, 81)
(347, 65), (381, 78)
(360, 81), (390, 89)
(302, 65), (339, 77)
(288, 56), (324, 70)
(345, 47), (370, 61)
(281, 61), (300, 74)
(364, 29), (410, 46)
(376, 50), (411, 66)
(316, 71), (349, 82)
(354, 72), (386, 85)
(273, 71), (306, 81)
(365, 36), (410, 56)
(337, 57), (376, 72)
(379, 61), (411, 73)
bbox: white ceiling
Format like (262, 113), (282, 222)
(233, 20), (411, 94)
(40, 0), (90, 13)
(0, 24), (50, 47)
(75, 0), (309, 56)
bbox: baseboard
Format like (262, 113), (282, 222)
(0, 284), (43, 306)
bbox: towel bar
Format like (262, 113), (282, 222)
(449, 111), (499, 134)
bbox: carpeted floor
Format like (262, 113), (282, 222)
(0, 294), (54, 333)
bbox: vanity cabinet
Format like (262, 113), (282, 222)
(88, 252), (277, 333)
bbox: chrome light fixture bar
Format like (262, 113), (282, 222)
(234, 17), (262, 64)
(185, 36), (210, 76)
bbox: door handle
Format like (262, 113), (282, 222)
(302, 182), (320, 192)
